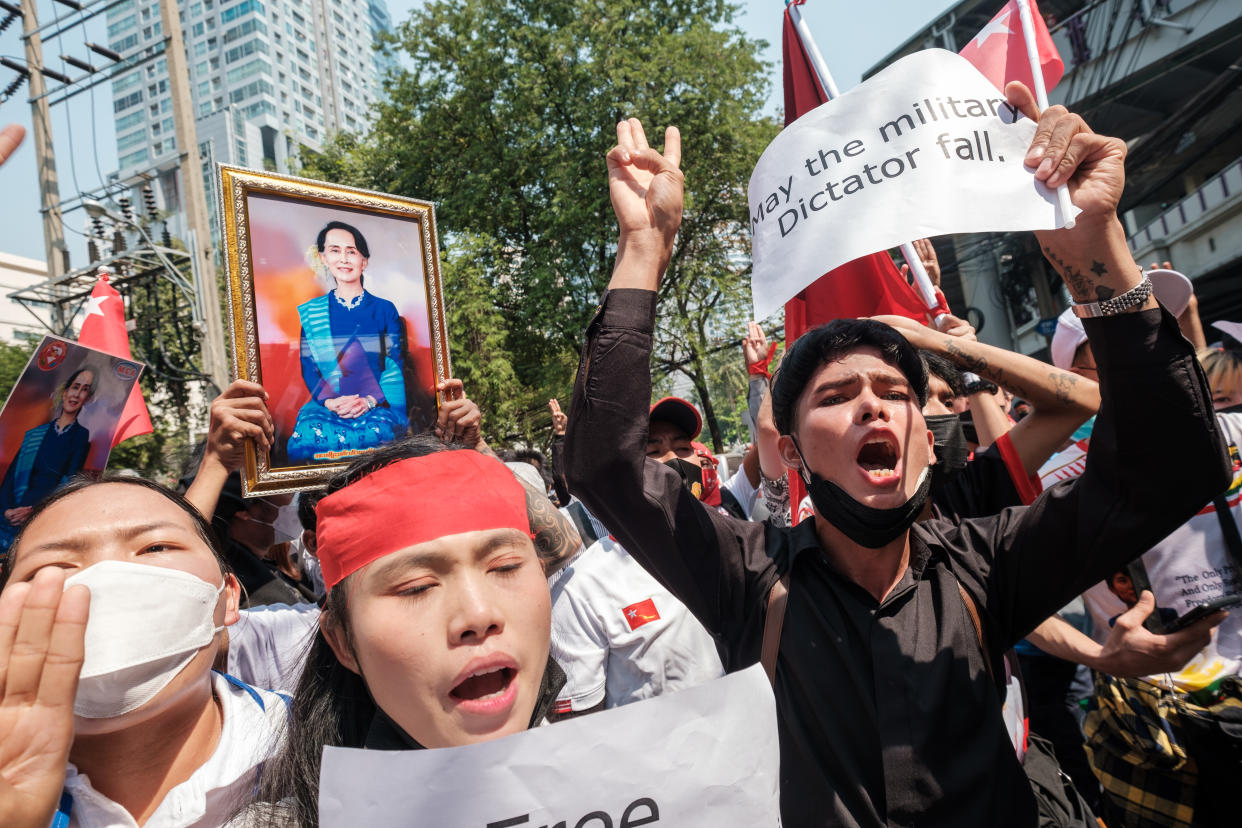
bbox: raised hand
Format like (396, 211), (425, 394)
(899, 238), (941, 289)
(606, 119), (683, 290)
(1007, 81), (1126, 225)
(548, 399), (567, 436)
(207, 380), (275, 467)
(0, 568), (89, 828)
(742, 321), (768, 368)
(436, 379), (482, 448)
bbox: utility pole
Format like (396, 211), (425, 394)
(158, 0), (228, 389)
(21, 0), (68, 329)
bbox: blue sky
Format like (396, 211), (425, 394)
(0, 0), (956, 264)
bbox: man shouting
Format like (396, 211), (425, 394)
(565, 86), (1229, 827)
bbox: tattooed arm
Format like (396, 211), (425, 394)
(872, 316), (1100, 476)
(516, 474), (581, 576)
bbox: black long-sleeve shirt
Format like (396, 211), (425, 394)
(565, 288), (1228, 828)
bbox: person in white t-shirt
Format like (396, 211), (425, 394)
(1036, 315), (1239, 824)
(224, 602), (320, 697)
(549, 534), (724, 716)
(0, 476), (287, 828)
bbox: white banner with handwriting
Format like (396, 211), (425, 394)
(749, 48), (1078, 320)
(319, 664), (781, 827)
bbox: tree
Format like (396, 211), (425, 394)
(0, 340), (36, 403)
(299, 0), (778, 451)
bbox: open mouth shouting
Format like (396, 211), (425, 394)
(856, 434), (901, 486)
(449, 657), (519, 718)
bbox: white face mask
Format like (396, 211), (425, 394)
(64, 560), (226, 719)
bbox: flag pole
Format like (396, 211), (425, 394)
(786, 1), (946, 321)
(1015, 0), (1076, 229)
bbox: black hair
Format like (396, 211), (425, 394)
(511, 448), (545, 468)
(315, 220), (370, 259)
(297, 489), (325, 533)
(0, 475), (229, 591)
(770, 319), (928, 435)
(61, 366), (98, 396)
(920, 351), (966, 399)
(247, 434), (456, 828)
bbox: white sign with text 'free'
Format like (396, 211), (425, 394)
(319, 664), (781, 827)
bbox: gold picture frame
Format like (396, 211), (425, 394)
(218, 164), (450, 496)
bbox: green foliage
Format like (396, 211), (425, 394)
(299, 0), (779, 450)
(0, 340), (37, 403)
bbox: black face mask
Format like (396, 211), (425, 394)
(664, 457), (705, 500)
(792, 436), (932, 549)
(925, 413), (970, 472)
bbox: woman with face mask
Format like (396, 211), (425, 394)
(0, 477), (288, 828)
(246, 435), (572, 827)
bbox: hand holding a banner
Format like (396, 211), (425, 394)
(1011, 84), (1126, 224)
(184, 380), (274, 520)
(1008, 82), (1145, 309)
(606, 118), (683, 289)
(899, 238), (942, 289)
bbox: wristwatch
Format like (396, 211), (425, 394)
(1071, 275), (1153, 318)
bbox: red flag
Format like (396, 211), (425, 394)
(781, 3), (938, 519)
(77, 275), (153, 446)
(780, 4), (935, 331)
(958, 0), (1064, 95)
(622, 598), (660, 631)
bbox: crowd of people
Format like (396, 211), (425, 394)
(0, 81), (1240, 828)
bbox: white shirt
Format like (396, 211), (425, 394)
(227, 603), (321, 695)
(63, 673), (288, 828)
(1053, 410), (1242, 692)
(549, 536), (724, 712)
(723, 466), (759, 518)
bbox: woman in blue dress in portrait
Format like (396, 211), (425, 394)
(0, 366), (94, 550)
(286, 221), (409, 464)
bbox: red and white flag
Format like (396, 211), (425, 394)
(622, 598), (660, 631)
(780, 1), (945, 520)
(780, 2), (936, 329)
(959, 0), (1064, 95)
(78, 275), (153, 445)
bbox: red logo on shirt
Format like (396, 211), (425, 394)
(554, 698), (572, 714)
(622, 598), (660, 630)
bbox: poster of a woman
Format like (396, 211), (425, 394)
(219, 166), (449, 496)
(0, 337), (143, 551)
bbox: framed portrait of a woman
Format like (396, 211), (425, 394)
(218, 165), (449, 496)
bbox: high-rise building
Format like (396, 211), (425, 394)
(104, 0), (392, 239)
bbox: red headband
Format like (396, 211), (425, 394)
(315, 451), (533, 589)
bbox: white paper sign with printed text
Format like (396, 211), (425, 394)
(319, 664), (782, 827)
(748, 48), (1078, 320)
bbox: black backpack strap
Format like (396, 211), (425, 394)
(1214, 493), (1242, 566)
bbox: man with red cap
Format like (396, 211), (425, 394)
(648, 396), (755, 520)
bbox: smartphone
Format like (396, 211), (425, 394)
(1166, 594), (1242, 632)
